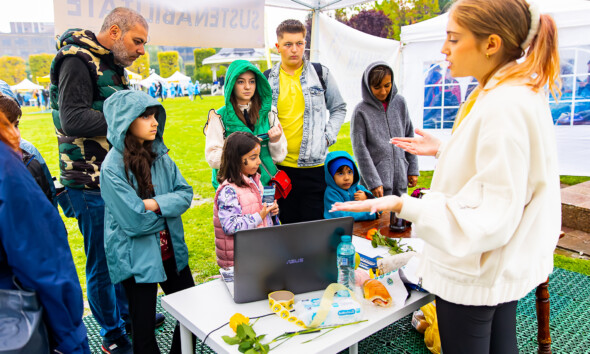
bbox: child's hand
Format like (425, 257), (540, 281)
(371, 186), (384, 198)
(354, 190), (367, 201)
(268, 201), (279, 215)
(143, 199), (160, 212)
(268, 124), (283, 143)
(408, 175), (418, 188)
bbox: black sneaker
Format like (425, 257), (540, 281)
(125, 313), (166, 335)
(101, 335), (132, 354)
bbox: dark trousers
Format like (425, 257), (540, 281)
(436, 296), (518, 354)
(122, 259), (195, 354)
(277, 165), (326, 224)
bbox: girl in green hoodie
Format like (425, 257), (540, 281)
(205, 60), (287, 189)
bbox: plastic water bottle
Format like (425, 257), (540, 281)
(337, 235), (356, 295)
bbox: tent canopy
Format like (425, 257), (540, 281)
(11, 78), (43, 91)
(37, 75), (51, 84)
(125, 69), (142, 81)
(202, 48), (280, 66)
(139, 73), (166, 88)
(265, 0), (371, 11)
(165, 71), (191, 83)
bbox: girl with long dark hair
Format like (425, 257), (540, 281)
(213, 131), (279, 268)
(101, 90), (194, 353)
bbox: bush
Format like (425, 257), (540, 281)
(129, 52), (150, 78)
(29, 53), (53, 84)
(158, 51), (180, 79)
(0, 56), (26, 85)
(185, 63), (195, 81)
(193, 48), (215, 69)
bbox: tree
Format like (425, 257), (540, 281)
(185, 63), (195, 81)
(376, 0), (440, 40)
(0, 56), (26, 85)
(129, 51), (150, 78)
(193, 48), (215, 70)
(29, 54), (53, 84)
(438, 0), (453, 13)
(157, 51), (180, 79)
(345, 9), (393, 38)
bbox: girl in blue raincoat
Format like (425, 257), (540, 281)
(101, 90), (194, 353)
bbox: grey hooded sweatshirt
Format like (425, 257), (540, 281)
(350, 61), (419, 197)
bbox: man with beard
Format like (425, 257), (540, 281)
(49, 8), (163, 354)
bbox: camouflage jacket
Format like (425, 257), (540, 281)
(50, 29), (129, 189)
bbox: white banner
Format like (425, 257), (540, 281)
(317, 13), (400, 122)
(53, 0), (265, 48)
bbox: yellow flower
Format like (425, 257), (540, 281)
(229, 313), (249, 333)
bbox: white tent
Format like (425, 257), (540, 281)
(165, 71), (192, 84)
(139, 73), (166, 88)
(399, 0), (590, 175)
(11, 78), (43, 91)
(202, 48), (281, 81)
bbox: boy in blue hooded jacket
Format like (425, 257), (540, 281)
(324, 151), (376, 221)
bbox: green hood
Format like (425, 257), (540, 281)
(220, 59), (272, 125)
(103, 90), (167, 155)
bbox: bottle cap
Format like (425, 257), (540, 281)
(341, 235), (351, 242)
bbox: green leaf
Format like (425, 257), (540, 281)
(243, 324), (256, 339)
(262, 344), (270, 352)
(371, 238), (377, 248)
(238, 341), (253, 352)
(256, 334), (266, 341)
(244, 349), (258, 354)
(236, 324), (247, 340)
(222, 335), (241, 345)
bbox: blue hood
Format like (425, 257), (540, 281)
(324, 151), (361, 191)
(103, 90), (167, 155)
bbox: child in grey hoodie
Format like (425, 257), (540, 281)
(351, 61), (419, 198)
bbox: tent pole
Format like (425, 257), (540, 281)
(310, 8), (320, 62)
(264, 10), (272, 69)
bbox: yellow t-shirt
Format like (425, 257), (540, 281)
(277, 65), (307, 167)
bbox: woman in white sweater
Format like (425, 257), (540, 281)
(331, 0), (561, 352)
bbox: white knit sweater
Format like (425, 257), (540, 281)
(398, 73), (561, 306)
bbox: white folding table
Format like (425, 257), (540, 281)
(161, 279), (434, 354)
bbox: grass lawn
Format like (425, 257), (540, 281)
(18, 97), (590, 302)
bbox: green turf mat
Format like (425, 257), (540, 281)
(84, 268), (590, 353)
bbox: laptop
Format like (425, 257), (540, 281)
(221, 217), (354, 303)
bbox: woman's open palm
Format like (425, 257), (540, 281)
(390, 128), (441, 156)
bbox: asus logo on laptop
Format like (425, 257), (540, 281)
(286, 258), (304, 265)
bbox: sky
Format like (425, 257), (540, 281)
(1, 1), (308, 47)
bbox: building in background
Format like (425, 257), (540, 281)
(0, 22), (56, 60)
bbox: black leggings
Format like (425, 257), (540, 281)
(122, 259), (195, 354)
(277, 165), (326, 224)
(435, 296), (518, 354)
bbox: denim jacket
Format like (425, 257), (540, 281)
(267, 60), (347, 167)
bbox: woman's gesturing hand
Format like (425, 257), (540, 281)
(330, 195), (403, 215)
(391, 128), (441, 157)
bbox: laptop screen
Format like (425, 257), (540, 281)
(232, 217), (354, 303)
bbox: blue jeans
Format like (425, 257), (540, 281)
(66, 187), (128, 340)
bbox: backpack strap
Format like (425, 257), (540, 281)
(311, 62), (326, 91)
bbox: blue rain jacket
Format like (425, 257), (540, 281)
(101, 91), (193, 284)
(324, 150), (376, 221)
(0, 142), (88, 353)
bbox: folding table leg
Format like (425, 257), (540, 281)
(349, 342), (358, 354)
(180, 323), (194, 354)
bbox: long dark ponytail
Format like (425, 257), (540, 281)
(123, 106), (159, 199)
